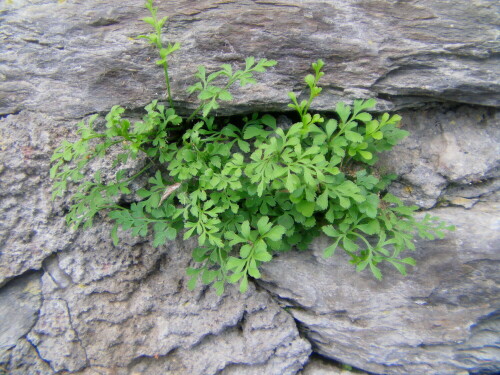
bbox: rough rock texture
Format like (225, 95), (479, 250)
(3, 337), (53, 375)
(259, 202), (500, 375)
(3, 224), (311, 374)
(0, 0), (499, 374)
(0, 271), (42, 362)
(380, 105), (500, 208)
(0, 112), (75, 286)
(299, 356), (368, 375)
(1, 0), (499, 119)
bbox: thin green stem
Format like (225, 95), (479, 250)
(163, 61), (174, 109)
(81, 134), (107, 141)
(217, 247), (227, 277)
(187, 69), (242, 122)
(148, 5), (174, 110)
(187, 103), (204, 122)
(351, 231), (372, 250)
(126, 162), (154, 183)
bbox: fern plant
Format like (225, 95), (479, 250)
(51, 0), (453, 295)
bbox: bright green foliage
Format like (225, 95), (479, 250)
(186, 57), (277, 119)
(51, 1), (454, 295)
(137, 0), (180, 108)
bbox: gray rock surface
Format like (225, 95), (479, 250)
(6, 225), (310, 374)
(380, 105), (500, 208)
(299, 356), (368, 375)
(0, 272), (42, 363)
(258, 202), (500, 375)
(0, 112), (76, 286)
(4, 337), (53, 375)
(1, 0), (499, 120)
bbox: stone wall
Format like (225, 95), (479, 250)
(0, 1), (498, 374)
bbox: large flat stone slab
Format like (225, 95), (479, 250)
(1, 0), (498, 119)
(259, 203), (500, 375)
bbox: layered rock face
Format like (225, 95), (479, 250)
(1, 0), (499, 118)
(0, 1), (499, 374)
(260, 202), (500, 375)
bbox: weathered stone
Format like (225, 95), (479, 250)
(0, 272), (42, 364)
(21, 224), (310, 374)
(258, 202), (500, 375)
(1, 0), (498, 120)
(0, 109), (150, 286)
(379, 105), (500, 208)
(299, 356), (368, 375)
(442, 177), (500, 208)
(5, 338), (52, 375)
(0, 112), (77, 286)
(27, 298), (89, 373)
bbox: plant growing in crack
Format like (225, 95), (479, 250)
(50, 0), (454, 295)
